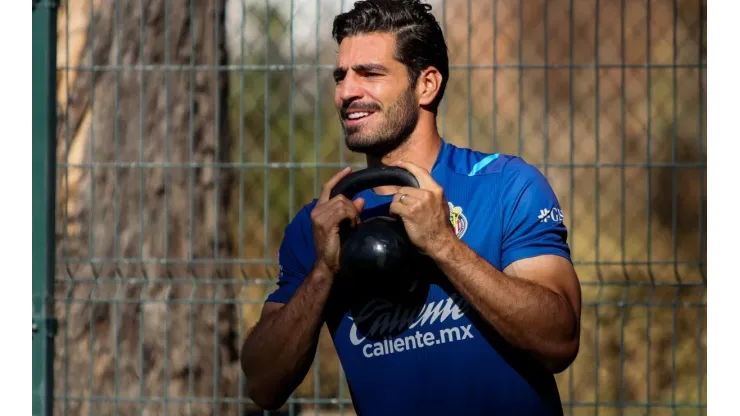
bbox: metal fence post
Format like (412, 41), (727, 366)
(32, 1), (58, 415)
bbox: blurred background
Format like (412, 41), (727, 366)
(32, 0), (706, 414)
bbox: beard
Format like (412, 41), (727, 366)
(341, 88), (419, 158)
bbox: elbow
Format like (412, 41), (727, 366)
(246, 382), (288, 411)
(241, 343), (287, 411)
(242, 348), (291, 411)
(242, 369), (288, 410)
(543, 310), (581, 374)
(243, 362), (289, 410)
(542, 337), (580, 374)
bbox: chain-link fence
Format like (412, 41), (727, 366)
(33, 0), (706, 414)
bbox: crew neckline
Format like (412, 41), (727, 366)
(362, 138), (448, 201)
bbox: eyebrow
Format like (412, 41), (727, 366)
(333, 63), (390, 80)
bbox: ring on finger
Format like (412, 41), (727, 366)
(399, 194), (406, 203)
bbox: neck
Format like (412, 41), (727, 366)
(366, 116), (442, 170)
(366, 121), (443, 195)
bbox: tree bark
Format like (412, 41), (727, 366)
(54, 1), (240, 414)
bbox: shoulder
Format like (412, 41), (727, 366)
(295, 199), (318, 222)
(277, 200), (318, 274)
(498, 156), (553, 195)
(284, 199), (317, 238)
(438, 141), (557, 206)
(280, 199), (318, 254)
(437, 141), (535, 179)
(436, 141), (511, 176)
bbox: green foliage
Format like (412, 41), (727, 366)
(227, 4), (354, 261)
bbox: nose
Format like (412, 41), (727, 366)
(336, 73), (364, 103)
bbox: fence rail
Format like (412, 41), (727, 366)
(33, 1), (59, 416)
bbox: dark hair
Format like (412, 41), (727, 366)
(332, 0), (449, 112)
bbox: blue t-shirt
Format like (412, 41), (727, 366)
(266, 140), (571, 415)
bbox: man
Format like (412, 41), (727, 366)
(240, 1), (582, 414)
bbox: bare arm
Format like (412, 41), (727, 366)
(432, 242), (581, 373)
(240, 166), (365, 410)
(388, 160), (581, 373)
(240, 262), (334, 410)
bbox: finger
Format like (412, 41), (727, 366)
(313, 194), (352, 221)
(352, 196), (365, 213)
(318, 166), (352, 203)
(389, 198), (411, 218)
(393, 191), (420, 206)
(314, 198), (360, 229)
(328, 196), (362, 225)
(396, 186), (427, 200)
(337, 200), (362, 227)
(329, 194), (363, 216)
(311, 194), (345, 219)
(392, 160), (437, 190)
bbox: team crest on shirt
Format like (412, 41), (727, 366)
(448, 202), (468, 239)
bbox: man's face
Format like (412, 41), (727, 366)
(333, 32), (420, 157)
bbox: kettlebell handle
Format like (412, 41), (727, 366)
(330, 166), (420, 200)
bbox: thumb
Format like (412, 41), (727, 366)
(353, 197), (365, 212)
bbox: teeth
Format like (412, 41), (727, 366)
(347, 112), (370, 120)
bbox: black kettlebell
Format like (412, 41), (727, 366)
(330, 166), (420, 288)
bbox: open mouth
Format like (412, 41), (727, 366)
(344, 111), (375, 124)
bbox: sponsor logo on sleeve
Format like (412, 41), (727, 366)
(538, 207), (565, 224)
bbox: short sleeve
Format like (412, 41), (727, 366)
(265, 203), (316, 304)
(500, 159), (571, 270)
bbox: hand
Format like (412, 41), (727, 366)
(389, 161), (458, 256)
(310, 167), (365, 274)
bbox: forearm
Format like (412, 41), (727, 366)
(241, 264), (334, 407)
(431, 240), (578, 370)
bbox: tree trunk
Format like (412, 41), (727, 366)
(54, 1), (240, 414)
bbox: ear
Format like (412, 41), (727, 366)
(416, 67), (443, 107)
